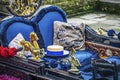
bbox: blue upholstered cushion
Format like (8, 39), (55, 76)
(74, 50), (92, 62)
(43, 48), (98, 71)
(73, 49), (98, 66)
(0, 17), (44, 47)
(32, 5), (67, 48)
(61, 48), (98, 71)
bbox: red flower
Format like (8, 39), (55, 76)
(1, 47), (9, 58)
(0, 46), (17, 58)
(9, 48), (17, 57)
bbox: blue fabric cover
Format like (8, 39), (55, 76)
(32, 5), (67, 48)
(74, 48), (98, 67)
(0, 17), (44, 47)
(43, 48), (98, 72)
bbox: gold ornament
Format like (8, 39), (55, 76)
(20, 32), (42, 61)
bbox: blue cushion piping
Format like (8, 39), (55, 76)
(32, 5), (67, 22)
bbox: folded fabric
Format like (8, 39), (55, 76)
(9, 33), (25, 49)
(54, 21), (85, 51)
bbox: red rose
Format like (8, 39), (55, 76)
(1, 47), (9, 58)
(8, 48), (17, 57)
(0, 46), (17, 58)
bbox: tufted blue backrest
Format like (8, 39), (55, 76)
(32, 5), (67, 48)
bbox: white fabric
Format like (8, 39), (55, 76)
(9, 33), (25, 49)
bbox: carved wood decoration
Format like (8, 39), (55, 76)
(7, 0), (42, 17)
(86, 41), (120, 59)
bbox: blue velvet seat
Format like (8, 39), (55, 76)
(31, 6), (98, 71)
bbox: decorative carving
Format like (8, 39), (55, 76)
(66, 48), (81, 74)
(86, 41), (120, 59)
(7, 0), (42, 17)
(20, 32), (41, 61)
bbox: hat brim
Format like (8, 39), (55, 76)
(45, 50), (69, 57)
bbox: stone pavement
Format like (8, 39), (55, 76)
(68, 13), (120, 36)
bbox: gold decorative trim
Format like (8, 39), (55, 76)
(85, 41), (120, 58)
